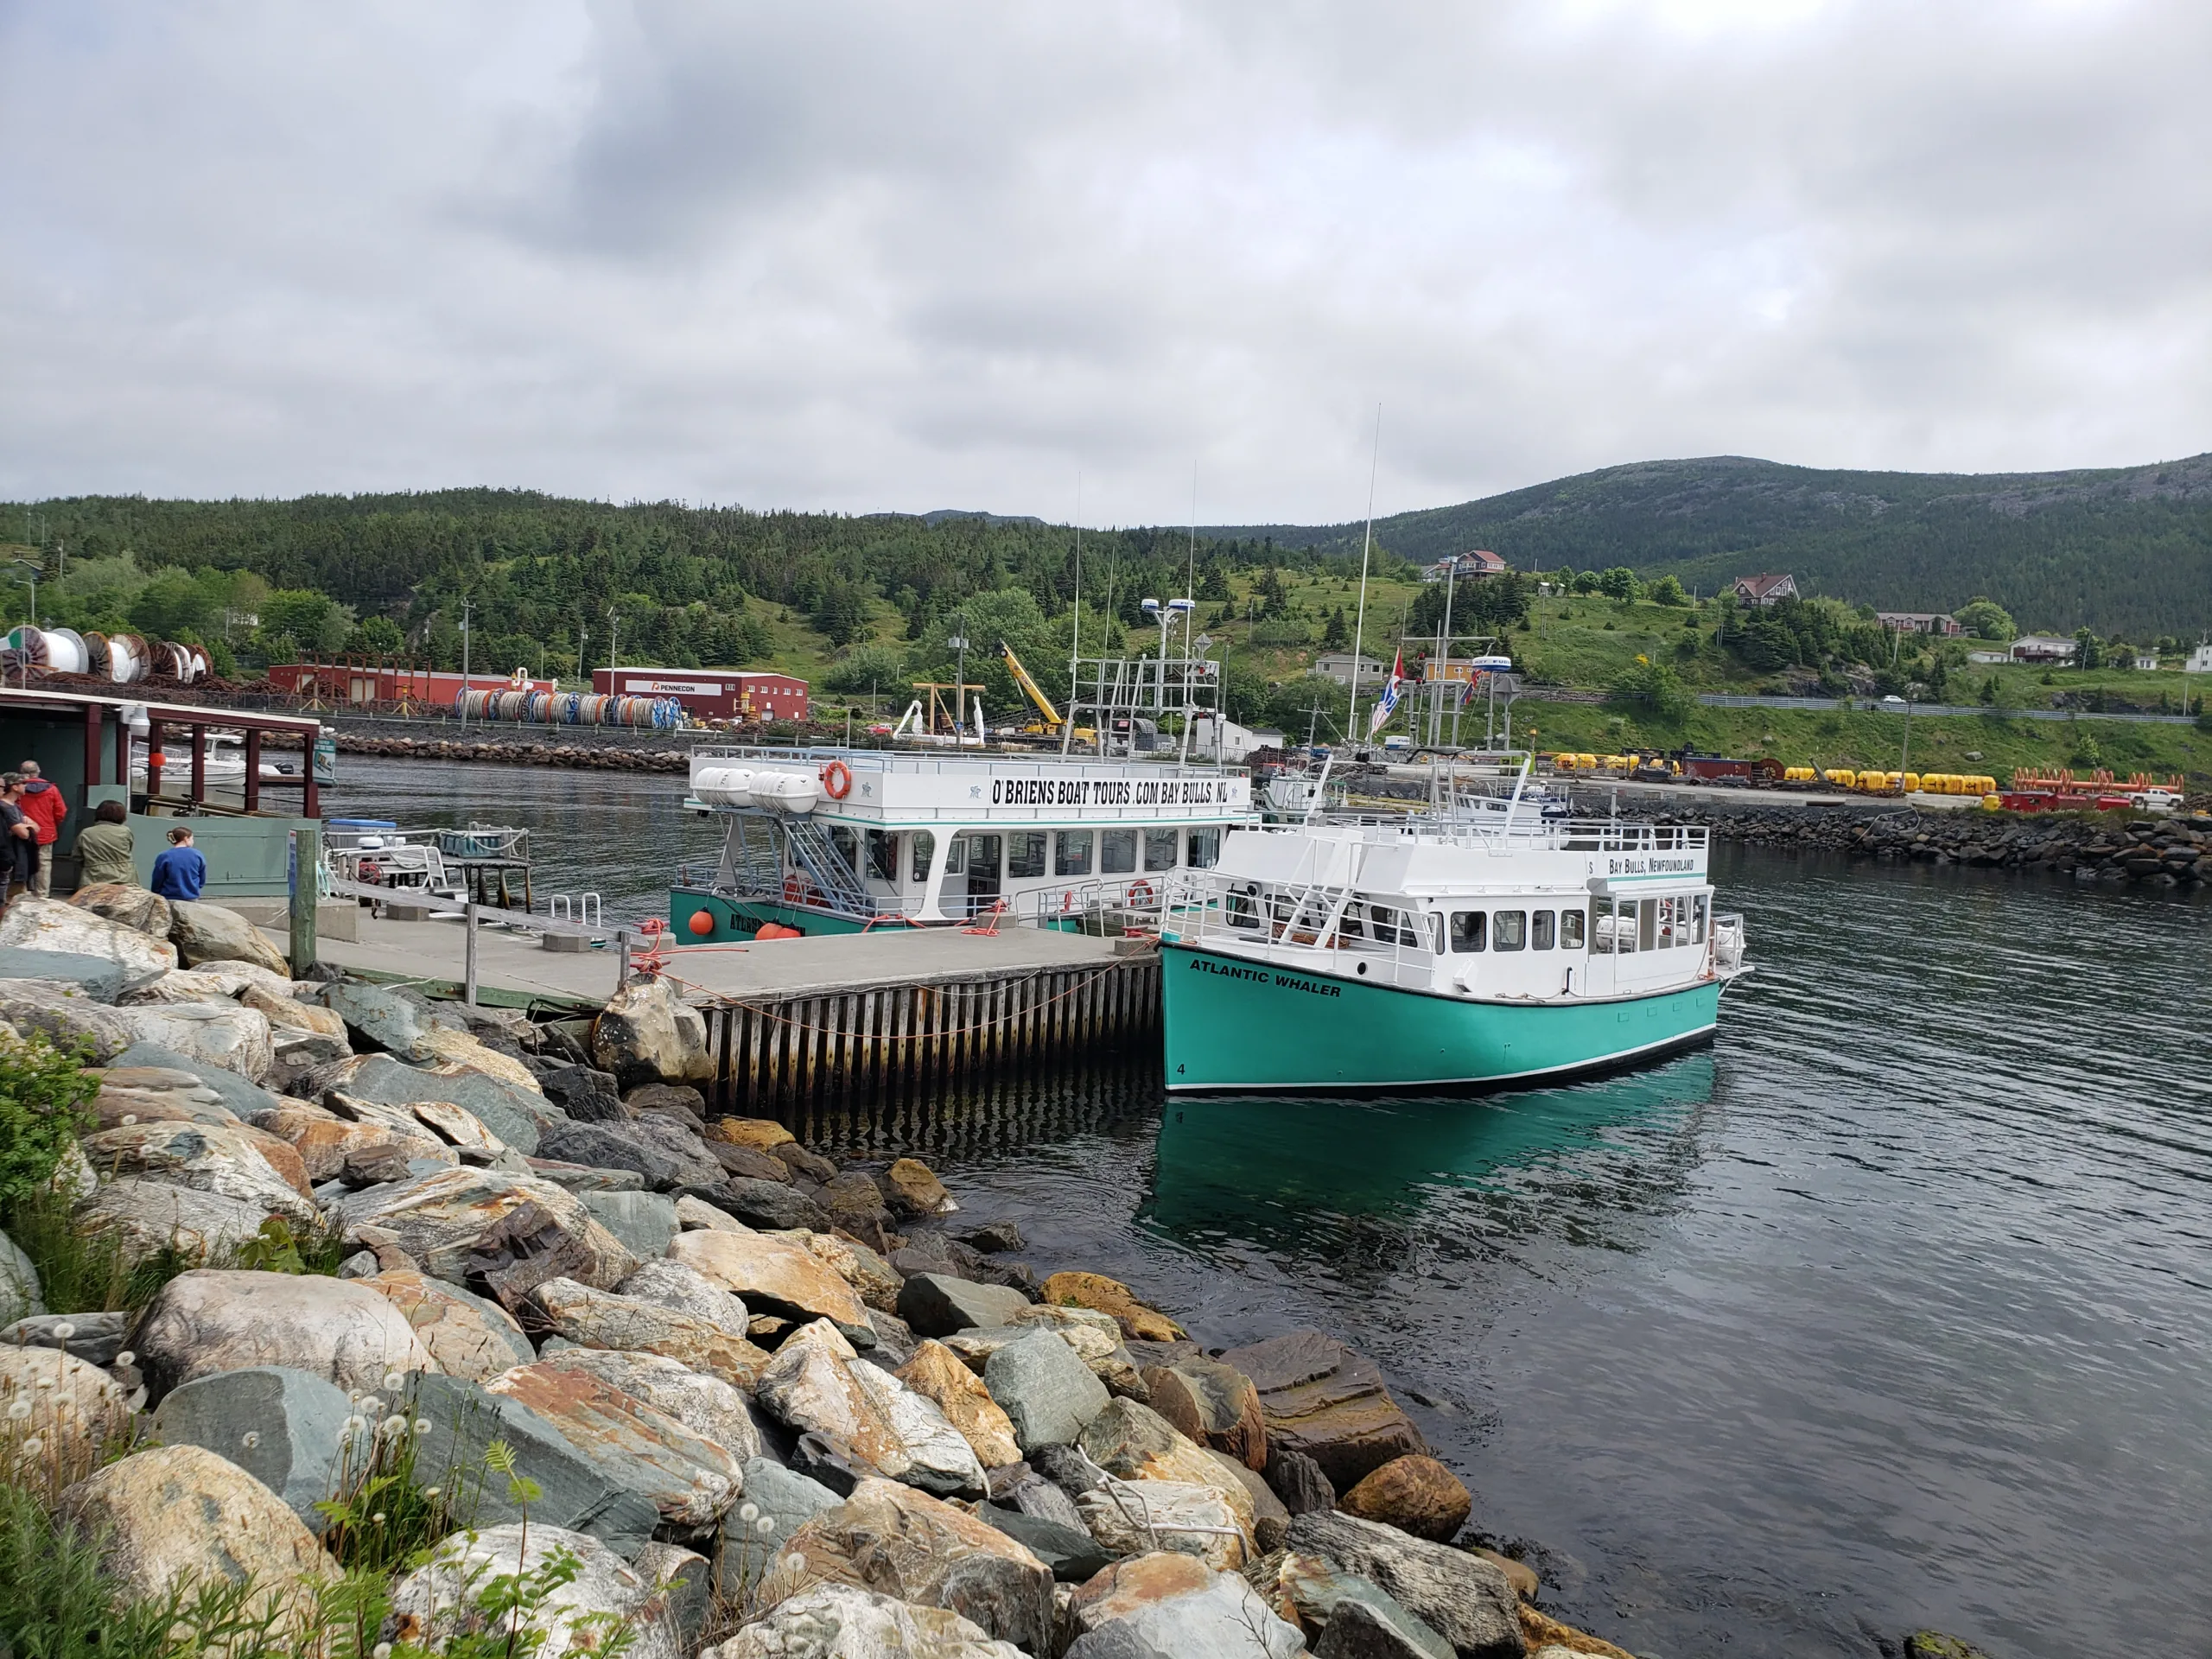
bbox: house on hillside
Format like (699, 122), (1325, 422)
(2188, 643), (2212, 673)
(1313, 652), (1384, 688)
(1421, 550), (1510, 583)
(2010, 635), (2077, 665)
(1877, 611), (1963, 637)
(1731, 573), (1797, 607)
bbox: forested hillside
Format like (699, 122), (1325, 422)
(1218, 453), (2212, 639)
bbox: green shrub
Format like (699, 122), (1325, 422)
(0, 1032), (97, 1204)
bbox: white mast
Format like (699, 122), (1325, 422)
(1345, 404), (1382, 744)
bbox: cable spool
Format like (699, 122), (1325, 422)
(105, 632), (151, 683)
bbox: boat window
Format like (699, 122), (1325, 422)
(1007, 831), (1047, 880)
(1338, 904), (1364, 940)
(1637, 898), (1656, 951)
(1561, 906), (1586, 950)
(1690, 893), (1708, 944)
(1532, 909), (1555, 950)
(910, 831), (936, 884)
(963, 834), (1001, 878)
(867, 830), (899, 883)
(1450, 911), (1485, 952)
(1228, 885), (1260, 929)
(1494, 910), (1527, 950)
(1054, 830), (1093, 876)
(1189, 829), (1221, 868)
(1427, 912), (1445, 954)
(943, 837), (968, 877)
(829, 826), (860, 874)
(1101, 829), (1137, 874)
(1143, 828), (1179, 872)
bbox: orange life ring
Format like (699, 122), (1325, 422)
(1128, 880), (1155, 907)
(784, 873), (804, 903)
(821, 760), (853, 800)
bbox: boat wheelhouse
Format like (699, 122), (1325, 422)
(1160, 784), (1748, 1093)
(673, 747), (1256, 938)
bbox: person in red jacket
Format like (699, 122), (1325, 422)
(14, 760), (66, 898)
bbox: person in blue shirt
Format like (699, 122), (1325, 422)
(149, 825), (207, 900)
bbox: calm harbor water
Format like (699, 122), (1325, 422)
(331, 757), (2212, 1659)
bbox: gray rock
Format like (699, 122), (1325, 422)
(168, 900), (290, 976)
(1211, 1450), (1292, 1552)
(0, 946), (125, 1001)
(616, 1258), (751, 1333)
(525, 1158), (645, 1192)
(0, 897), (177, 992)
(128, 1268), (435, 1408)
(0, 978), (137, 1060)
(73, 1179), (273, 1268)
(624, 1116), (728, 1185)
(321, 1052), (551, 1156)
(485, 1358), (745, 1531)
(709, 1141), (792, 1184)
(714, 1456), (842, 1596)
(390, 1522), (688, 1659)
(977, 1501), (1115, 1582)
(591, 976), (711, 1090)
(329, 1165), (637, 1294)
(954, 1220), (1027, 1255)
(1065, 1554), (1305, 1659)
(1031, 1440), (1110, 1500)
(3, 1309), (128, 1366)
(864, 1307), (919, 1370)
(634, 1540), (713, 1654)
(623, 1082), (707, 1118)
(986, 1329), (1112, 1454)
(79, 1119), (319, 1230)
(697, 1177), (832, 1232)
(1284, 1511), (1522, 1659)
(112, 1001), (275, 1084)
(401, 1370), (661, 1556)
(149, 1365), (354, 1531)
(0, 1230), (43, 1325)
(581, 1190), (680, 1262)
(770, 1141), (838, 1183)
(790, 1429), (881, 1496)
(537, 1062), (624, 1121)
(540, 1121), (699, 1190)
(900, 1273), (1033, 1338)
(1265, 1444), (1337, 1516)
(705, 1583), (1025, 1659)
(534, 1347), (762, 1462)
(998, 1465), (1090, 1533)
(322, 981), (431, 1058)
(1315, 1594), (1458, 1659)
(110, 1040), (282, 1122)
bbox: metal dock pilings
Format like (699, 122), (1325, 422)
(693, 950), (1163, 1121)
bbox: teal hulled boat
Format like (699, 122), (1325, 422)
(1159, 775), (1749, 1094)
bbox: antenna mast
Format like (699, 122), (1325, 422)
(1345, 404), (1382, 743)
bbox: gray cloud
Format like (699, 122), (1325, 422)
(1, 0), (2206, 526)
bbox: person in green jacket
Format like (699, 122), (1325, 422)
(73, 801), (138, 889)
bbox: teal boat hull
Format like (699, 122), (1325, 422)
(667, 887), (874, 940)
(1160, 941), (1724, 1094)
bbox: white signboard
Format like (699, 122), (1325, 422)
(625, 679), (728, 696)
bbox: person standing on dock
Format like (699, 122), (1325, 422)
(74, 802), (137, 889)
(150, 824), (207, 901)
(0, 776), (35, 907)
(14, 762), (66, 898)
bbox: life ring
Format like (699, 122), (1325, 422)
(1127, 880), (1155, 908)
(821, 760), (853, 800)
(784, 873), (804, 903)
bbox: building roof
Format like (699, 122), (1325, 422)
(1732, 573), (1796, 599)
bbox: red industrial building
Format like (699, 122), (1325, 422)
(271, 663), (555, 708)
(591, 667), (810, 721)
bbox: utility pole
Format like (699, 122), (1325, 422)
(607, 608), (620, 677)
(459, 599), (473, 729)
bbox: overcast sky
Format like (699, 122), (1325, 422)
(3, 0), (2207, 524)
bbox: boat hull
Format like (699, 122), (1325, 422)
(667, 887), (874, 939)
(1160, 941), (1722, 1094)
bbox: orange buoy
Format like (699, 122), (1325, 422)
(688, 909), (715, 936)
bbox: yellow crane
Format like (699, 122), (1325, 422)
(1001, 642), (1089, 739)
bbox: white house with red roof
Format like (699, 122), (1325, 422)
(1730, 572), (1798, 607)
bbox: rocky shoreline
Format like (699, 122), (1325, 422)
(337, 731), (694, 771)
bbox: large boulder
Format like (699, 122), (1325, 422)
(111, 1001), (275, 1084)
(899, 1272), (1031, 1338)
(108, 1040), (282, 1121)
(1077, 1478), (1251, 1571)
(898, 1339), (1023, 1469)
(669, 1225), (874, 1339)
(485, 1359), (743, 1530)
(714, 1457), (842, 1599)
(1339, 1454), (1474, 1543)
(976, 1501), (1115, 1583)
(69, 882), (174, 939)
(0, 978), (137, 1060)
(388, 1522), (689, 1659)
(537, 1061), (624, 1121)
(57, 1444), (340, 1638)
(263, 1100), (451, 1185)
(399, 1371), (659, 1555)
(529, 1276), (772, 1390)
(879, 1156), (958, 1217)
(706, 1116), (793, 1150)
(0, 898), (177, 992)
(1249, 1548), (1455, 1659)
(354, 1268), (535, 1381)
(1078, 1398), (1257, 1537)
(128, 1268), (438, 1407)
(79, 1119), (319, 1229)
(312, 1051), (552, 1154)
(592, 976), (712, 1089)
(1219, 1330), (1428, 1493)
(149, 1365), (353, 1530)
(533, 1347), (761, 1463)
(1145, 1357), (1268, 1471)
(755, 1477), (1054, 1655)
(239, 982), (352, 1057)
(754, 1319), (987, 1498)
(705, 1583), (1026, 1659)
(984, 1329), (1111, 1453)
(1040, 1271), (1185, 1343)
(0, 1345), (130, 1484)
(1285, 1510), (1523, 1659)
(0, 946), (126, 1000)
(799, 1230), (905, 1315)
(542, 1120), (718, 1191)
(88, 1065), (241, 1130)
(331, 1166), (638, 1295)
(168, 900), (291, 976)
(1064, 1552), (1304, 1658)
(1314, 1594), (1461, 1659)
(0, 1230), (41, 1325)
(617, 1257), (752, 1335)
(321, 980), (432, 1058)
(413, 1025), (544, 1096)
(73, 1179), (272, 1268)
(580, 1190), (681, 1261)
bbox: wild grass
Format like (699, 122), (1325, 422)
(1, 1189), (348, 1318)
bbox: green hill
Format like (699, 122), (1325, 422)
(1214, 453), (2212, 639)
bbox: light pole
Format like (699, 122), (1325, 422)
(607, 607), (620, 677)
(458, 599), (473, 729)
(949, 620), (969, 740)
(7, 559), (40, 628)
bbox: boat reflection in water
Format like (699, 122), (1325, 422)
(1139, 1053), (1718, 1275)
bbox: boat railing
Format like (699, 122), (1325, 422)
(1171, 870), (1441, 988)
(688, 745), (1234, 782)
(1287, 816), (1708, 855)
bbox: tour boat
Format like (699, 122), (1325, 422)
(672, 745), (1258, 938)
(1158, 760), (1750, 1093)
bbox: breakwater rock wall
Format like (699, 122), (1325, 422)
(1669, 805), (2212, 887)
(336, 731), (690, 771)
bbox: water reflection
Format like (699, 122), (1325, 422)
(1142, 1053), (1718, 1270)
